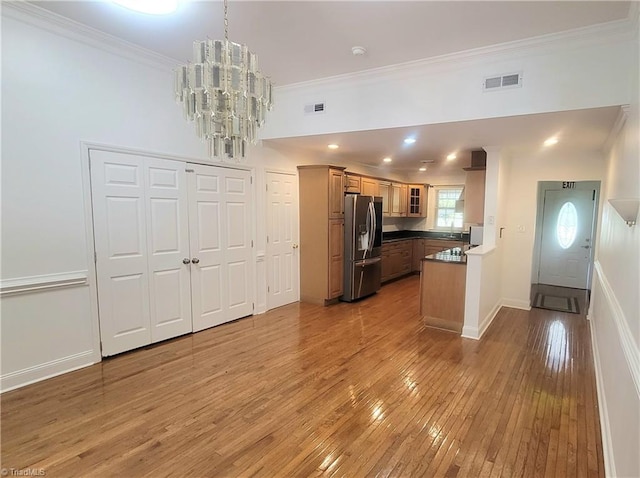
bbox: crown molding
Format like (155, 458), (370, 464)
(2, 1), (177, 72)
(603, 105), (631, 154)
(279, 16), (637, 93)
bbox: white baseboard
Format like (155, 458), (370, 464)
(589, 313), (617, 478)
(501, 298), (531, 310)
(462, 299), (502, 340)
(1, 350), (97, 393)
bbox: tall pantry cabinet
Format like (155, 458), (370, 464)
(297, 165), (345, 305)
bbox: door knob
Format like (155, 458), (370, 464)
(581, 245), (591, 249)
(192, 258), (200, 264)
(182, 258), (191, 264)
(292, 244), (299, 249)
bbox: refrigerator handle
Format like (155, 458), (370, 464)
(368, 201), (376, 252)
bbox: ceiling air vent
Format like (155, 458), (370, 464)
(304, 102), (325, 115)
(483, 72), (523, 92)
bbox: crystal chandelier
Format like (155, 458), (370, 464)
(174, 0), (273, 161)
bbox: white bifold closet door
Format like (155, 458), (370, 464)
(91, 151), (253, 356)
(188, 164), (253, 332)
(91, 151), (192, 356)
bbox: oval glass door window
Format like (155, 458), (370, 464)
(557, 202), (578, 249)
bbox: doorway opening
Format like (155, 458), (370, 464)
(530, 180), (600, 315)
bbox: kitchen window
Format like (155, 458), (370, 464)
(435, 187), (464, 229)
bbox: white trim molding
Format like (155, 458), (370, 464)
(0, 271), (88, 297)
(589, 310), (617, 478)
(0, 350), (95, 393)
(593, 261), (640, 396)
(2, 1), (177, 72)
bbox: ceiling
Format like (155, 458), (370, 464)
(26, 1), (630, 173)
(29, 1), (631, 86)
(264, 106), (622, 176)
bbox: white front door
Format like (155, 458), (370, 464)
(188, 164), (253, 331)
(538, 188), (596, 289)
(266, 172), (299, 309)
(91, 151), (192, 356)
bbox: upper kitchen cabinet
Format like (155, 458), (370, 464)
(298, 165), (346, 305)
(463, 150), (486, 225)
(407, 185), (427, 218)
(361, 177), (379, 196)
(344, 173), (361, 194)
(390, 183), (407, 217)
(379, 181), (391, 216)
(329, 168), (345, 218)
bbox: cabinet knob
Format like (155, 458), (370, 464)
(192, 258), (200, 264)
(182, 258), (191, 264)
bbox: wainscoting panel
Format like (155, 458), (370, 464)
(0, 273), (99, 392)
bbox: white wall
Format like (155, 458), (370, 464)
(500, 150), (607, 307)
(262, 20), (634, 140)
(0, 8), (299, 391)
(588, 15), (640, 472)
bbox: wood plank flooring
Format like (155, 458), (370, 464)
(1, 275), (604, 477)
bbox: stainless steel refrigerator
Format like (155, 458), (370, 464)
(342, 194), (383, 302)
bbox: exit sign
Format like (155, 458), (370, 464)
(563, 181), (576, 189)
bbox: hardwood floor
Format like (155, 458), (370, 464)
(1, 276), (604, 477)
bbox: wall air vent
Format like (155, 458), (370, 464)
(304, 102), (326, 115)
(483, 72), (523, 92)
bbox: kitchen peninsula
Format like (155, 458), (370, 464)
(420, 246), (468, 333)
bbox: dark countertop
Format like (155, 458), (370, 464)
(422, 246), (469, 265)
(383, 230), (469, 243)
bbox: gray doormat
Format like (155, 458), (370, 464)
(533, 293), (580, 314)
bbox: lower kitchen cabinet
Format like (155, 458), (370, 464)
(328, 218), (344, 299)
(381, 240), (412, 283)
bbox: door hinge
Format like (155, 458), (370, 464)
(251, 240), (254, 247)
(592, 190), (596, 201)
(252, 303), (255, 311)
(251, 176), (253, 184)
(267, 286), (270, 293)
(266, 236), (269, 243)
(94, 252), (97, 263)
(185, 168), (194, 173)
(266, 184), (268, 191)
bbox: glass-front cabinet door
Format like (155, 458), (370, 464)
(407, 185), (427, 217)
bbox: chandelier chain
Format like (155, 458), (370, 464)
(224, 0), (229, 42)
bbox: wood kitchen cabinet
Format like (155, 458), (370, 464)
(344, 173), (361, 194)
(407, 185), (427, 217)
(361, 177), (379, 196)
(464, 170), (486, 225)
(328, 218), (344, 299)
(390, 183), (407, 217)
(379, 181), (391, 216)
(381, 240), (412, 283)
(412, 239), (425, 272)
(298, 165), (346, 305)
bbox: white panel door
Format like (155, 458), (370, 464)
(222, 168), (254, 320)
(538, 188), (596, 289)
(266, 172), (299, 309)
(188, 164), (226, 331)
(90, 151), (151, 356)
(145, 159), (192, 342)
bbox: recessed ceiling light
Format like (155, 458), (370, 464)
(544, 137), (559, 146)
(383, 157), (392, 163)
(447, 153), (457, 160)
(419, 167), (427, 172)
(404, 137), (416, 145)
(112, 0), (179, 14)
(327, 144), (339, 150)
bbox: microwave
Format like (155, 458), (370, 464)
(469, 226), (484, 246)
